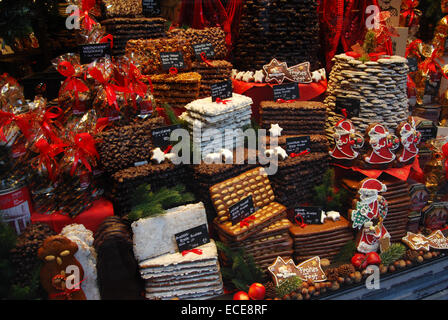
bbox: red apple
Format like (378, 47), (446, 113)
(351, 253), (368, 269)
(366, 252), (381, 265)
(248, 283), (266, 300)
(233, 291), (250, 300)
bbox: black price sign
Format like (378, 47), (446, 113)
(151, 124), (181, 149)
(211, 80), (233, 102)
(142, 0), (161, 16)
(229, 196), (256, 225)
(273, 82), (299, 101)
(294, 206), (323, 225)
(160, 52), (185, 70)
(285, 136), (311, 155)
(79, 43), (111, 64)
(335, 96), (360, 118)
(408, 57), (418, 73)
(417, 124), (437, 142)
(175, 224), (210, 252)
(192, 43), (215, 60)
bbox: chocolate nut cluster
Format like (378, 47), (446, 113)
(125, 38), (194, 75)
(168, 27), (228, 60)
(101, 0), (143, 18)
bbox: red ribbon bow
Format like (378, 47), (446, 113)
(290, 150), (310, 158)
(295, 214), (307, 228)
(57, 61), (89, 110)
(49, 276), (86, 300)
(200, 52), (214, 67)
(70, 132), (99, 176)
(239, 215), (255, 228)
(41, 107), (64, 144)
(215, 98), (231, 104)
(80, 0), (97, 31)
(35, 138), (66, 182)
(442, 142), (448, 180)
(401, 0), (419, 27)
(99, 34), (114, 49)
(420, 49), (448, 79)
(0, 110), (34, 143)
(181, 248), (203, 256)
(88, 67), (123, 110)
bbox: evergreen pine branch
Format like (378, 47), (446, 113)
(380, 243), (406, 266)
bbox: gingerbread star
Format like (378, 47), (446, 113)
(402, 232), (431, 251)
(268, 256), (301, 286)
(263, 58), (289, 84)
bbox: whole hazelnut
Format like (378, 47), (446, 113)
(337, 277), (345, 284)
(417, 256), (424, 263)
(301, 288), (308, 295)
(330, 281), (340, 291)
(314, 283), (321, 290)
(423, 252), (432, 260)
(345, 277), (353, 285)
(308, 286), (316, 295)
(399, 260), (406, 269)
(301, 282), (309, 289)
(406, 260), (412, 267)
(389, 265), (396, 272)
(296, 293), (303, 300)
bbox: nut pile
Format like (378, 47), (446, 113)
(10, 223), (55, 288)
(168, 27), (228, 60)
(101, 0), (143, 18)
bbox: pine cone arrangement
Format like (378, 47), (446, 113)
(404, 249), (419, 262)
(264, 281), (278, 299)
(325, 267), (339, 281)
(337, 264), (356, 278)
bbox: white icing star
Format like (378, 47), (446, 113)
(311, 70), (322, 82)
(326, 211), (341, 221)
(151, 147), (166, 164)
(204, 152), (221, 164)
(219, 149), (233, 163)
(242, 71), (254, 82)
(254, 70), (265, 83)
(264, 149), (275, 157)
(274, 146), (288, 160)
(269, 124), (283, 137)
(231, 69), (238, 79)
(164, 152), (178, 163)
(321, 211), (327, 224)
(318, 68), (326, 80)
(235, 71), (245, 81)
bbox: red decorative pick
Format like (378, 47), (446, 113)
(99, 34), (114, 49)
(163, 145), (173, 154)
(215, 98), (231, 104)
(181, 249), (203, 256)
(295, 214), (307, 228)
(57, 61), (89, 110)
(169, 67), (178, 75)
(239, 215), (255, 228)
(70, 132), (99, 176)
(290, 150), (310, 158)
(200, 52), (214, 67)
(276, 99), (296, 103)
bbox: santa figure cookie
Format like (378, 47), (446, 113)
(349, 178), (391, 253)
(363, 123), (400, 169)
(329, 118), (364, 165)
(396, 117), (421, 166)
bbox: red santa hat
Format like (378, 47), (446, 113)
(370, 124), (388, 136)
(359, 178), (387, 193)
(335, 119), (355, 134)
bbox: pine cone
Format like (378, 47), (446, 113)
(325, 267), (339, 281)
(404, 249), (419, 262)
(264, 281), (277, 299)
(337, 264), (355, 278)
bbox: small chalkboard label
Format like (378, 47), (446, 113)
(160, 52), (185, 70)
(151, 124), (181, 149)
(175, 224), (210, 252)
(211, 80), (233, 102)
(408, 57), (418, 73)
(416, 123), (437, 142)
(142, 0), (161, 16)
(285, 136), (311, 155)
(273, 82), (299, 101)
(335, 96), (360, 118)
(229, 195), (256, 225)
(79, 43), (111, 64)
(294, 206), (323, 225)
(192, 43), (215, 60)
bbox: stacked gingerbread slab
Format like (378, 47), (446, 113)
(260, 101), (327, 136)
(341, 175), (411, 243)
(191, 60), (233, 98)
(289, 216), (354, 263)
(101, 17), (166, 56)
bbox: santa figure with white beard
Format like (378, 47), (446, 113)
(396, 118), (421, 164)
(350, 178), (391, 253)
(364, 123), (399, 165)
(329, 119), (364, 161)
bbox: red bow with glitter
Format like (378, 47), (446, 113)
(80, 0), (97, 31)
(181, 248), (203, 256)
(88, 67), (122, 111)
(239, 215), (255, 228)
(419, 49), (448, 79)
(69, 132), (99, 176)
(35, 138), (66, 182)
(169, 67), (178, 75)
(0, 110), (34, 143)
(57, 61), (89, 110)
(401, 0), (420, 28)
